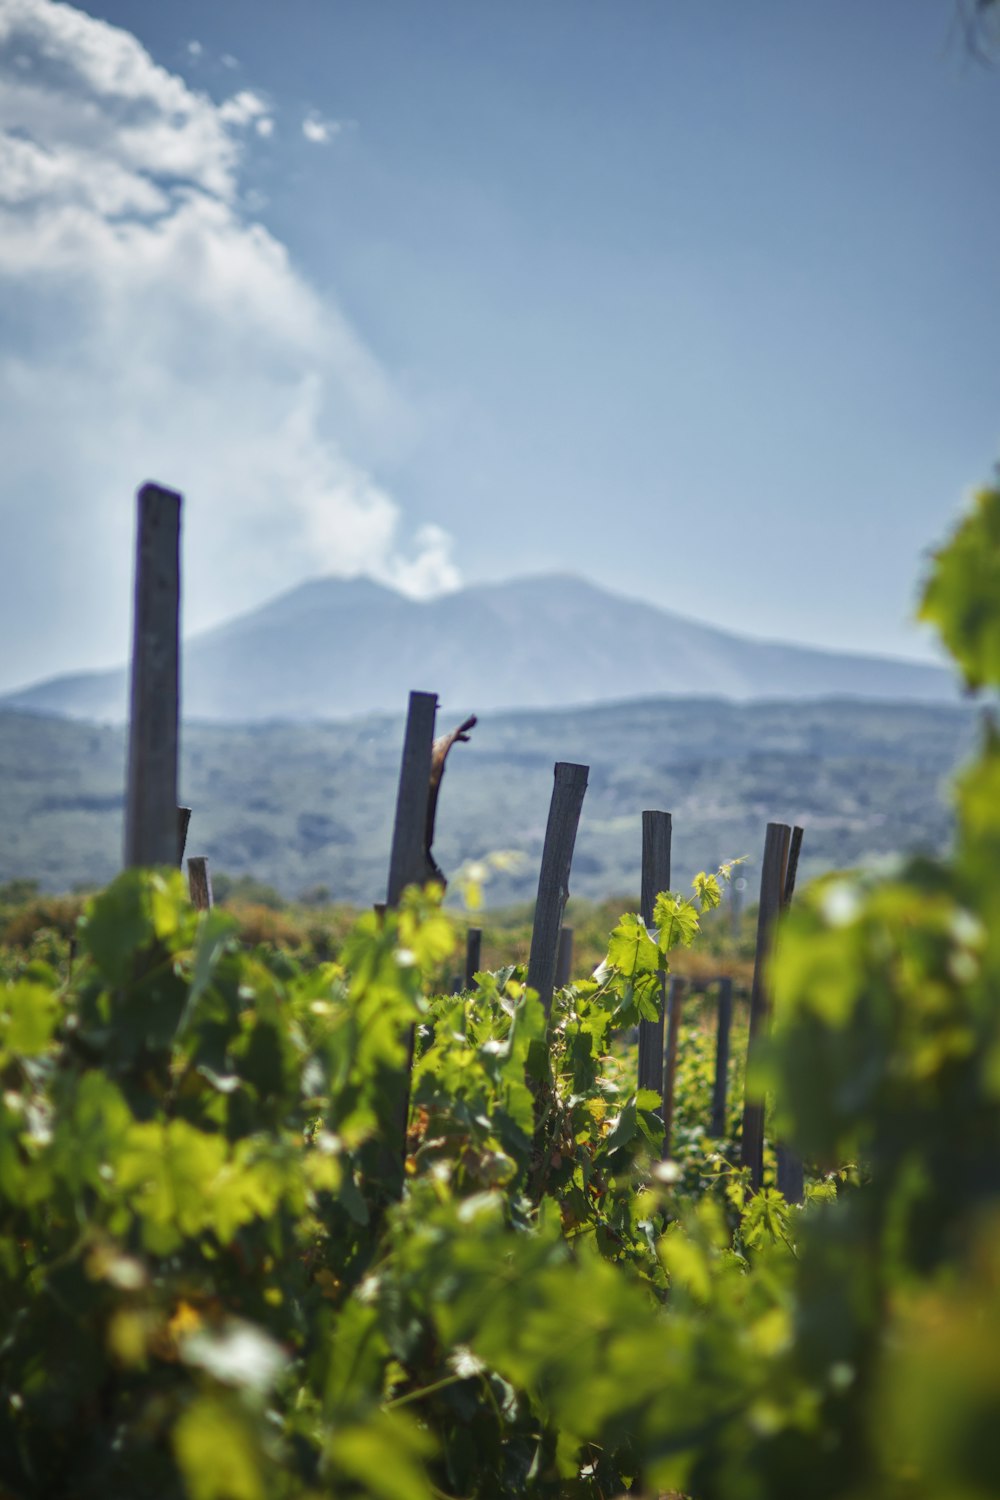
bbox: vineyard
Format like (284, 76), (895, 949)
(2, 483), (1000, 1499)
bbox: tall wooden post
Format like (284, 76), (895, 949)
(741, 822), (791, 1190)
(384, 691), (438, 1186)
(527, 763), (589, 1017)
(776, 825), (806, 1201)
(637, 810), (672, 1103)
(124, 483), (182, 869)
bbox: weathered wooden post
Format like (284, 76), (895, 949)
(384, 691), (438, 1182)
(661, 975), (686, 1158)
(740, 822), (792, 1191)
(637, 811), (672, 1104)
(776, 825), (806, 1202)
(177, 806), (192, 865)
(555, 925), (574, 989)
(526, 763), (589, 1017)
(465, 927), (483, 989)
(187, 856), (214, 911)
(710, 975), (734, 1136)
(124, 482), (182, 869)
(386, 691), (438, 905)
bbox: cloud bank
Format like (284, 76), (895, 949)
(0, 0), (459, 691)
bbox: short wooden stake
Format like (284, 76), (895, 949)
(526, 763), (589, 1017)
(555, 925), (574, 989)
(124, 483), (182, 868)
(740, 822), (792, 1190)
(710, 976), (734, 1136)
(637, 810), (672, 1104)
(661, 975), (686, 1158)
(187, 856), (214, 911)
(465, 927), (482, 989)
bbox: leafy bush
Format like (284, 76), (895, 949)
(2, 484), (1000, 1498)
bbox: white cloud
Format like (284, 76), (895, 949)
(217, 89), (271, 129)
(0, 0), (458, 692)
(302, 110), (342, 145)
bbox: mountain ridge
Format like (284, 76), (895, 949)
(1, 570), (954, 723)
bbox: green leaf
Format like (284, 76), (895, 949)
(605, 913), (660, 978)
(919, 484), (1000, 690)
(693, 871), (723, 911)
(173, 1396), (265, 1500)
(329, 1411), (435, 1500)
(0, 981), (59, 1057)
(653, 891), (701, 953)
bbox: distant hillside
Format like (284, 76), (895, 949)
(1, 573), (953, 722)
(0, 695), (976, 905)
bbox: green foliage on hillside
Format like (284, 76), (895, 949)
(0, 695), (976, 904)
(1, 485), (1000, 1497)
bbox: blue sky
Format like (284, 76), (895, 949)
(0, 0), (998, 691)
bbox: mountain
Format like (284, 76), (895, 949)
(2, 573), (954, 723)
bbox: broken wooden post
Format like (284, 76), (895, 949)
(124, 482), (182, 869)
(637, 810), (672, 1104)
(662, 975), (686, 1159)
(555, 925), (574, 989)
(187, 856), (214, 911)
(386, 691), (438, 905)
(526, 763), (589, 1018)
(740, 822), (792, 1190)
(710, 976), (734, 1136)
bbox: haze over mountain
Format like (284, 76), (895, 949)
(2, 573), (954, 724)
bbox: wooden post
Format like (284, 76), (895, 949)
(465, 927), (482, 989)
(177, 806), (192, 865)
(384, 691), (438, 1185)
(661, 975), (685, 1158)
(555, 925), (574, 989)
(124, 483), (182, 869)
(710, 975), (734, 1136)
(187, 856), (214, 911)
(740, 822), (792, 1190)
(776, 824), (806, 1202)
(526, 763), (589, 1017)
(637, 810), (672, 1102)
(386, 691), (438, 906)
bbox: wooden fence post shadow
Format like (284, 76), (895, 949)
(526, 762), (589, 1018)
(124, 482), (182, 870)
(637, 810), (672, 1106)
